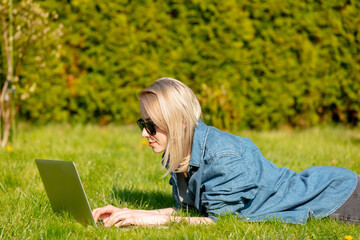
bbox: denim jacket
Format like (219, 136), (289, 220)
(169, 120), (357, 224)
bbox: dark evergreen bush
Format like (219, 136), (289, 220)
(18, 0), (360, 129)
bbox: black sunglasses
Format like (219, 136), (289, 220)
(137, 118), (157, 136)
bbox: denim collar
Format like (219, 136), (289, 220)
(189, 119), (209, 168)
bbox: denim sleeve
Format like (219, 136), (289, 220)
(200, 152), (258, 221)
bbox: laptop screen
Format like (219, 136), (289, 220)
(35, 159), (96, 226)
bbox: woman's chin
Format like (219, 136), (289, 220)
(151, 146), (165, 154)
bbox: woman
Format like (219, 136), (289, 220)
(92, 77), (359, 227)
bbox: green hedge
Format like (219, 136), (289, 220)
(17, 0), (360, 129)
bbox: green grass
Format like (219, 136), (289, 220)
(1, 123), (360, 239)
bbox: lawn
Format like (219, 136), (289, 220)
(1, 123), (360, 239)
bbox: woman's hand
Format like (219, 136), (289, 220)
(92, 205), (214, 227)
(92, 205), (175, 227)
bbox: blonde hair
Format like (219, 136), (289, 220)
(139, 77), (202, 174)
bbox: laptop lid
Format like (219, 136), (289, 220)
(35, 159), (96, 226)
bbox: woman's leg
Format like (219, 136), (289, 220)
(329, 175), (360, 224)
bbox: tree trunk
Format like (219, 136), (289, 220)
(1, 122), (10, 147)
(1, 0), (14, 148)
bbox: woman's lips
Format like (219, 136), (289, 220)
(149, 141), (155, 147)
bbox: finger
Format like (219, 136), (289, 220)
(96, 205), (115, 215)
(92, 207), (101, 216)
(92, 208), (102, 222)
(93, 205), (116, 222)
(97, 213), (112, 222)
(93, 208), (107, 222)
(114, 219), (131, 228)
(114, 220), (123, 228)
(104, 212), (132, 227)
(104, 216), (123, 227)
(92, 208), (106, 220)
(103, 213), (123, 227)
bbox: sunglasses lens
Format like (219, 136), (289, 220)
(145, 122), (156, 135)
(137, 119), (144, 131)
(137, 119), (156, 135)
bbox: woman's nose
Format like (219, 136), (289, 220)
(141, 127), (150, 138)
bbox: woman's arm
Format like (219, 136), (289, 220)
(174, 216), (214, 225)
(148, 207), (177, 215)
(92, 205), (214, 227)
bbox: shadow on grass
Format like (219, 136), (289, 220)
(351, 136), (360, 145)
(110, 185), (175, 209)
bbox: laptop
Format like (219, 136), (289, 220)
(35, 159), (96, 226)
